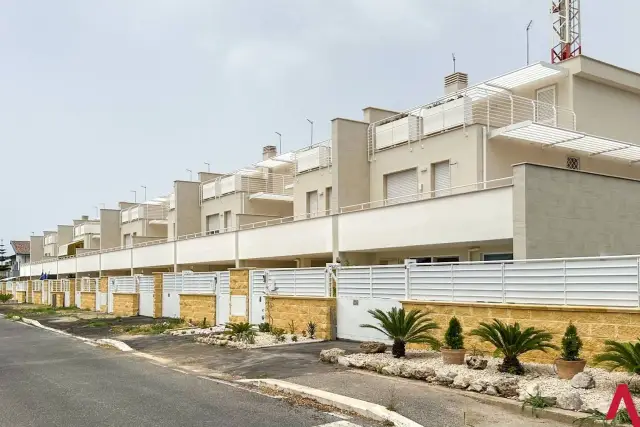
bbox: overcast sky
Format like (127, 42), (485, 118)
(2, 0), (639, 253)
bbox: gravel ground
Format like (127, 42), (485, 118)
(341, 350), (639, 413)
(168, 326), (226, 336)
(196, 331), (323, 349)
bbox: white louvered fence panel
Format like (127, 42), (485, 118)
(50, 280), (63, 292)
(371, 266), (406, 299)
(162, 273), (183, 293)
(32, 280), (43, 291)
(266, 268), (328, 297)
(450, 263), (503, 303)
(137, 276), (154, 292)
(218, 272), (230, 294)
(110, 277), (136, 293)
(337, 267), (373, 298)
(182, 272), (217, 294)
(81, 278), (98, 292)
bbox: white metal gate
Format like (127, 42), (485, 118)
(336, 265), (404, 342)
(138, 276), (155, 317)
(42, 281), (48, 305)
(216, 272), (230, 325)
(162, 273), (181, 318)
(249, 270), (266, 324)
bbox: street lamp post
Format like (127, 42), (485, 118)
(141, 185), (147, 202)
(275, 132), (282, 154)
(306, 119), (314, 147)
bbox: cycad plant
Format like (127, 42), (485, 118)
(593, 340), (640, 374)
(360, 307), (439, 358)
(470, 319), (558, 375)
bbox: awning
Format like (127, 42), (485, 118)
(490, 121), (640, 163)
(485, 62), (566, 90)
(255, 152), (295, 168)
(249, 192), (294, 202)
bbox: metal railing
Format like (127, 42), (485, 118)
(121, 201), (170, 224)
(20, 177), (513, 271)
(293, 139), (332, 175)
(200, 171), (294, 203)
(367, 89), (576, 160)
(44, 235), (57, 245)
(74, 222), (100, 238)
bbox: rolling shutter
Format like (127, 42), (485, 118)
(206, 214), (219, 233)
(307, 191), (318, 217)
(536, 86), (556, 125)
(434, 161), (451, 196)
(385, 169), (418, 205)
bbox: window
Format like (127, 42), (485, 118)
(206, 214), (220, 234)
(384, 169), (418, 205)
(307, 190), (318, 218)
(434, 256), (459, 263)
(483, 253), (514, 262)
(325, 187), (333, 213)
(124, 234), (132, 248)
(410, 257), (432, 264)
(432, 161), (451, 196)
(223, 211), (232, 230)
(566, 156), (580, 170)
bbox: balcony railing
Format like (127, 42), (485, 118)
(169, 193), (176, 210)
(201, 170), (294, 203)
(294, 140), (332, 175)
(74, 222), (100, 238)
(368, 89), (576, 159)
(44, 235), (57, 245)
(121, 201), (170, 224)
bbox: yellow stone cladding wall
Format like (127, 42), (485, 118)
(27, 281), (33, 303)
(33, 291), (42, 305)
(180, 294), (215, 325)
(80, 292), (96, 311)
(69, 279), (76, 307)
(113, 293), (139, 317)
(153, 273), (163, 318)
(229, 269), (250, 323)
(267, 296), (336, 340)
(402, 301), (640, 364)
(52, 292), (65, 307)
(16, 291), (26, 303)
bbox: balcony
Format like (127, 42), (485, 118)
(367, 61), (572, 159)
(44, 235), (57, 246)
(254, 140), (332, 175)
(201, 170), (294, 203)
(121, 199), (170, 224)
(169, 193), (176, 210)
(74, 222), (100, 239)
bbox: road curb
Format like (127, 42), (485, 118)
(352, 369), (583, 425)
(237, 378), (423, 427)
(16, 316), (135, 353)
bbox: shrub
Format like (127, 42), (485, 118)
(258, 322), (271, 333)
(271, 327), (286, 342)
(237, 330), (256, 344)
(307, 321), (316, 339)
(288, 320), (296, 335)
(560, 322), (583, 361)
(593, 340), (640, 374)
(470, 319), (558, 375)
(291, 335), (298, 342)
(444, 317), (464, 350)
(0, 293), (13, 303)
(360, 307), (440, 358)
(301, 330), (307, 337)
(225, 322), (253, 336)
(199, 317), (210, 329)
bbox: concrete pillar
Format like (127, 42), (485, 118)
(153, 273), (163, 318)
(69, 279), (76, 307)
(99, 277), (108, 312)
(229, 268), (252, 323)
(27, 281), (33, 304)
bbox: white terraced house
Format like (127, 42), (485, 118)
(18, 54), (640, 279)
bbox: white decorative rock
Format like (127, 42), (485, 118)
(452, 376), (471, 389)
(571, 372), (595, 389)
(492, 377), (519, 398)
(557, 390), (583, 411)
(382, 363), (403, 376)
(468, 380), (486, 393)
(337, 356), (351, 367)
(320, 348), (345, 363)
(485, 385), (498, 396)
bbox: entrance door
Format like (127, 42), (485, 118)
(138, 276), (154, 317)
(107, 278), (115, 313)
(216, 272), (230, 325)
(249, 270), (266, 324)
(162, 274), (181, 318)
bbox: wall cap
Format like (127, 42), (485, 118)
(401, 300), (640, 314)
(229, 267), (256, 271)
(267, 295), (335, 302)
(178, 293), (215, 297)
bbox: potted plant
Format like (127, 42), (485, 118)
(441, 317), (466, 364)
(555, 322), (586, 379)
(360, 307), (440, 358)
(471, 319), (558, 375)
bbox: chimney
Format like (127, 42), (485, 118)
(81, 215), (89, 221)
(262, 145), (277, 160)
(444, 72), (468, 95)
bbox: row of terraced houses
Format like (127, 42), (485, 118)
(6, 54), (640, 357)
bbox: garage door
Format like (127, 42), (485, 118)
(385, 169), (418, 205)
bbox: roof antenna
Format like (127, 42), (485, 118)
(452, 53), (456, 73)
(526, 20), (533, 65)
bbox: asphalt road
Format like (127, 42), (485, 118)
(0, 319), (370, 427)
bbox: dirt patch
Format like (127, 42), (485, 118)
(37, 315), (165, 339)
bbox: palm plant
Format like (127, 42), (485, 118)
(225, 322), (253, 335)
(470, 319), (558, 375)
(360, 307), (439, 358)
(593, 340), (640, 374)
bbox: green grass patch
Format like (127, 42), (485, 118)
(86, 320), (108, 328)
(111, 319), (185, 335)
